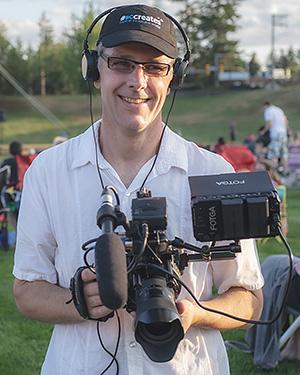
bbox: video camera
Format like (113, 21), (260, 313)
(84, 171), (281, 362)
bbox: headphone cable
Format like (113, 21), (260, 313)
(89, 80), (105, 190)
(139, 88), (178, 190)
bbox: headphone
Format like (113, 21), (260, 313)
(81, 6), (191, 90)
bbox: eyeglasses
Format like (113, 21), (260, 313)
(99, 52), (172, 77)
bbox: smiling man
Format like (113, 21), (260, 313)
(13, 4), (263, 375)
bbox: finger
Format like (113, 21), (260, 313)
(89, 305), (113, 320)
(84, 281), (100, 297)
(176, 300), (185, 315)
(81, 267), (96, 282)
(86, 295), (102, 308)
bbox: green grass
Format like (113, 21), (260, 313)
(0, 250), (52, 375)
(1, 88), (300, 373)
(225, 329), (300, 374)
(1, 84), (300, 145)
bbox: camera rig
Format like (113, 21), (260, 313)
(81, 171), (281, 362)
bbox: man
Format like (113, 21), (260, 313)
(13, 4), (263, 374)
(263, 101), (289, 175)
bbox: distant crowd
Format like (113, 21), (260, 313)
(0, 135), (68, 248)
(202, 101), (300, 187)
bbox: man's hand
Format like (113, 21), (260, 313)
(81, 268), (113, 320)
(176, 299), (196, 333)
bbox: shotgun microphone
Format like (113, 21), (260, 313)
(94, 187), (128, 310)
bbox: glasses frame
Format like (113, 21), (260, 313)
(99, 52), (172, 77)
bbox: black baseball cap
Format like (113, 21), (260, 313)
(98, 4), (178, 58)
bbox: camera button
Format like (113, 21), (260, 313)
(129, 341), (137, 348)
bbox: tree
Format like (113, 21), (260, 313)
(0, 23), (30, 95)
(286, 47), (298, 70)
(274, 47), (300, 76)
(6, 39), (30, 91)
(35, 12), (70, 95)
(1, 2), (99, 95)
(23, 45), (40, 95)
(199, 0), (241, 56)
(62, 1), (98, 94)
(0, 22), (12, 93)
(174, 1), (202, 63)
(0, 22), (9, 61)
(38, 12), (54, 95)
(171, 0), (243, 83)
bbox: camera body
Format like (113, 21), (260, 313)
(131, 189), (167, 231)
(124, 189), (184, 362)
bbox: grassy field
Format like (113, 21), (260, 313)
(0, 251), (52, 374)
(1, 87), (300, 374)
(1, 84), (300, 147)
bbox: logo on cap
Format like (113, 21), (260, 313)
(119, 14), (163, 29)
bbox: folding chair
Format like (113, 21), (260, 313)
(288, 144), (300, 186)
(280, 272), (300, 349)
(225, 256), (300, 369)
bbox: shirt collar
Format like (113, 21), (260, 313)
(71, 121), (188, 173)
(155, 126), (188, 174)
(71, 121), (109, 170)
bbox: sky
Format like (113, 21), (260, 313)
(1, 0), (300, 66)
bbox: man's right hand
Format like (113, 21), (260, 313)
(81, 268), (113, 320)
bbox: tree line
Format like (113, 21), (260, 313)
(1, 0), (300, 96)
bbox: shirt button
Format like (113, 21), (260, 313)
(125, 192), (130, 197)
(129, 341), (136, 348)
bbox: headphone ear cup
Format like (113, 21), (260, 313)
(81, 49), (99, 81)
(169, 58), (189, 90)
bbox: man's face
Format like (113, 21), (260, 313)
(97, 42), (174, 135)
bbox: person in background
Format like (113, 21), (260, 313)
(229, 121), (237, 142)
(213, 136), (226, 153)
(243, 133), (257, 154)
(0, 141), (37, 230)
(262, 101), (289, 175)
(0, 141), (22, 188)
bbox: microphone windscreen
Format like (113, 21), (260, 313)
(95, 233), (128, 310)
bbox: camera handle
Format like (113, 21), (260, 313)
(169, 237), (241, 271)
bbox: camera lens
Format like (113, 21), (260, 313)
(134, 277), (184, 362)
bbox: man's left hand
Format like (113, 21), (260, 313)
(176, 299), (197, 333)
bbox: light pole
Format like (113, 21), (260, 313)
(270, 13), (288, 89)
(213, 52), (223, 88)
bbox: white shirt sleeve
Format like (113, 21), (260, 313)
(13, 157), (58, 283)
(211, 239), (264, 294)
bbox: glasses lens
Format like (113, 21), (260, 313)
(105, 55), (170, 77)
(144, 63), (169, 77)
(108, 57), (135, 73)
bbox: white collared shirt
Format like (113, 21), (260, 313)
(14, 123), (264, 375)
(264, 105), (287, 138)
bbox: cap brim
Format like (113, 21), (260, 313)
(101, 30), (178, 59)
